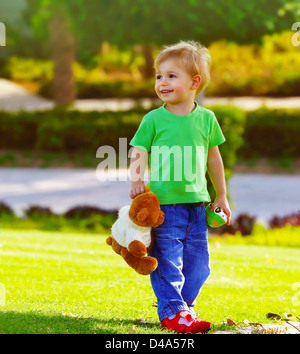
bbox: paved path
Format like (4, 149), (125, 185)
(1, 78), (300, 112)
(0, 79), (53, 111)
(0, 168), (299, 224)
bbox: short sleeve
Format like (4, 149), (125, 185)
(209, 113), (226, 148)
(129, 114), (155, 152)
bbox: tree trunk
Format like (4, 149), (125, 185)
(48, 8), (76, 106)
(142, 43), (155, 79)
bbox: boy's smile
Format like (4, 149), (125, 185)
(160, 89), (174, 95)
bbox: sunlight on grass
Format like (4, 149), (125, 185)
(0, 229), (300, 333)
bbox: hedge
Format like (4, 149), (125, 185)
(239, 107), (300, 158)
(1, 106), (299, 158)
(0, 105), (246, 171)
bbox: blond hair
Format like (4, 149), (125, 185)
(154, 41), (212, 95)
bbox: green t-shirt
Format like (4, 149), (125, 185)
(130, 102), (226, 204)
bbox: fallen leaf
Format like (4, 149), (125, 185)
(266, 312), (281, 320)
(226, 317), (237, 327)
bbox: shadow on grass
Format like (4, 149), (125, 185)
(0, 310), (160, 334)
(0, 310), (232, 334)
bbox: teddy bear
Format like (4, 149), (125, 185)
(106, 186), (164, 275)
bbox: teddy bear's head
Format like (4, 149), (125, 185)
(129, 186), (164, 228)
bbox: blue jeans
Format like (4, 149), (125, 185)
(149, 203), (210, 322)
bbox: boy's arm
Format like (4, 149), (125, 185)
(129, 147), (149, 199)
(207, 146), (231, 224)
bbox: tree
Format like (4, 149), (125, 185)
(48, 7), (76, 105)
(29, 0), (122, 105)
(93, 0), (297, 80)
(26, 0), (297, 105)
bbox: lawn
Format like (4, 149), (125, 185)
(0, 229), (300, 334)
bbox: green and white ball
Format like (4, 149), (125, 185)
(205, 203), (228, 228)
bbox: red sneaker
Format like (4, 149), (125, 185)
(161, 310), (212, 334)
(190, 313), (212, 333)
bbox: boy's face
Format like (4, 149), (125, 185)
(155, 58), (199, 105)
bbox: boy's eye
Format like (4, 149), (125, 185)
(169, 74), (176, 78)
(156, 75), (162, 80)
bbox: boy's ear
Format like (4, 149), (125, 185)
(191, 75), (201, 90)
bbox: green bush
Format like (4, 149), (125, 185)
(39, 77), (156, 99)
(3, 56), (156, 99)
(0, 105), (245, 166)
(0, 111), (38, 149)
(2, 106), (299, 161)
(214, 225), (300, 248)
(240, 107), (300, 158)
(3, 31), (300, 98)
(208, 105), (246, 169)
(3, 57), (53, 82)
(208, 31), (300, 97)
(0, 202), (15, 216)
(205, 105), (246, 200)
(0, 203), (118, 233)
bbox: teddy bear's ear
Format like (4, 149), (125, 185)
(153, 211), (165, 228)
(137, 207), (149, 222)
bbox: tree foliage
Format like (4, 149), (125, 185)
(27, 0), (297, 59)
(17, 0), (299, 103)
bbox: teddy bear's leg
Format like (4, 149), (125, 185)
(136, 256), (158, 275)
(128, 240), (147, 258)
(120, 248), (158, 275)
(106, 236), (124, 255)
(106, 236), (113, 245)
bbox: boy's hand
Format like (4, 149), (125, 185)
(210, 195), (231, 225)
(130, 181), (145, 199)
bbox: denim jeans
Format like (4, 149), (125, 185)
(149, 203), (210, 322)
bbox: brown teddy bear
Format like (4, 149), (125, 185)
(106, 186), (164, 275)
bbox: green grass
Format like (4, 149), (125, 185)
(0, 229), (300, 334)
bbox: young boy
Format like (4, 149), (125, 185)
(129, 41), (231, 333)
